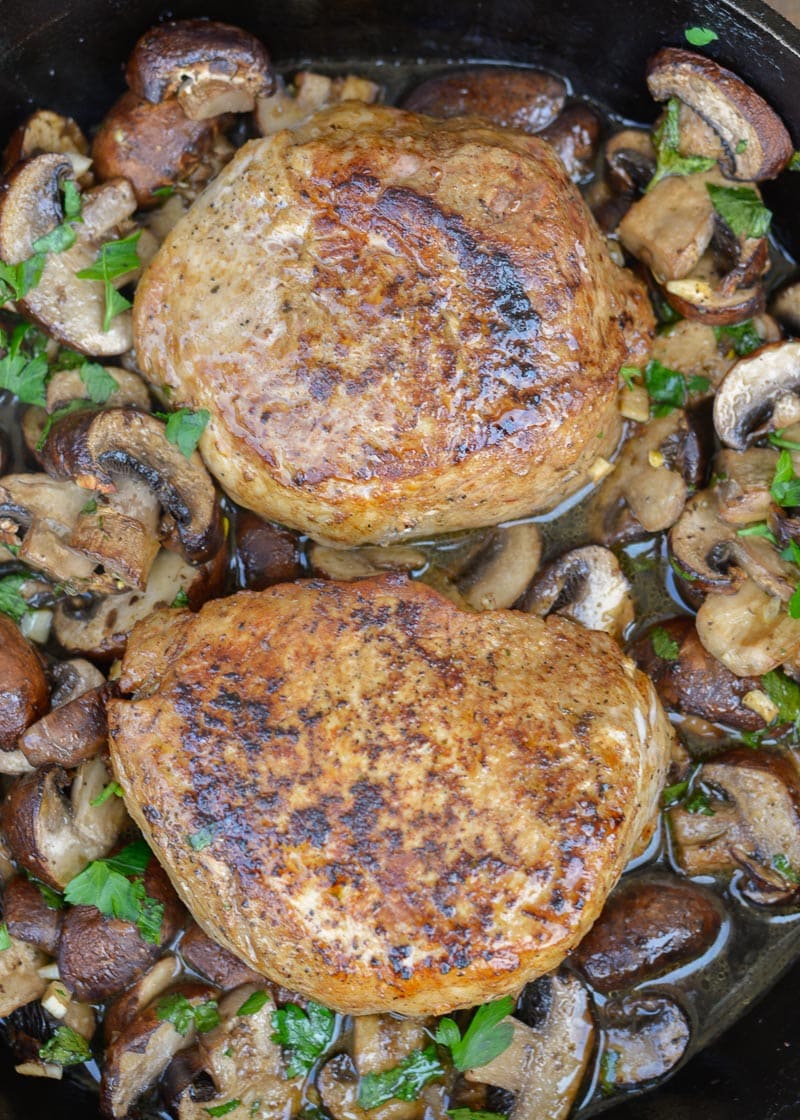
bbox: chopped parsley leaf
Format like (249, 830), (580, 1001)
(736, 522), (778, 544)
(761, 670), (800, 727)
(38, 1025), (91, 1067)
(448, 1111), (507, 1120)
(205, 1101), (241, 1117)
(0, 573), (29, 622)
(684, 787), (715, 815)
(79, 362), (118, 404)
(619, 365), (640, 390)
(64, 839), (163, 945)
(271, 1000), (336, 1077)
(770, 450), (800, 508)
(154, 407), (210, 458)
(76, 230), (141, 331)
(713, 320), (762, 357)
(641, 358), (708, 416)
(647, 98), (716, 192)
(788, 151), (800, 172)
(0, 922), (10, 951)
(188, 824), (217, 850)
(171, 588), (190, 609)
(90, 780), (123, 807)
(685, 26), (718, 45)
(769, 430), (800, 452)
(707, 183), (772, 239)
(237, 990), (270, 1017)
(157, 993), (220, 1035)
(599, 1048), (621, 1096)
(434, 995), (514, 1071)
(651, 626), (680, 661)
(0, 322), (49, 406)
(357, 1046), (444, 1110)
(771, 853), (800, 885)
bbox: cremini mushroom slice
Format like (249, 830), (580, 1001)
(601, 995), (690, 1088)
(3, 109), (92, 183)
(100, 981), (219, 1119)
(0, 613), (49, 751)
(714, 341), (800, 449)
(46, 366), (151, 413)
(646, 48), (793, 181)
(520, 545), (633, 640)
(0, 930), (47, 1017)
(0, 156), (138, 355)
(604, 127), (656, 194)
(1, 758), (127, 889)
(771, 277), (800, 337)
(256, 71), (381, 135)
(664, 269), (765, 325)
(104, 955), (182, 1045)
(668, 490), (743, 594)
(178, 925), (263, 990)
(52, 544), (225, 663)
(617, 172), (718, 282)
(465, 974), (594, 1120)
(714, 447), (780, 525)
(454, 521), (542, 611)
(695, 578), (800, 676)
(126, 20), (275, 121)
(401, 67), (566, 132)
(19, 675), (108, 768)
(3, 875), (63, 955)
(40, 406), (223, 564)
(534, 104), (601, 183)
(309, 542), (426, 582)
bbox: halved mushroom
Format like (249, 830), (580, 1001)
(400, 67), (566, 133)
(101, 980), (218, 1119)
(59, 857), (184, 1002)
(2, 874), (63, 955)
(46, 366), (151, 414)
(174, 984), (304, 1120)
(3, 109), (91, 183)
(604, 128), (656, 195)
(1, 757), (127, 889)
(20, 680), (109, 768)
(713, 447), (779, 525)
(255, 71), (381, 135)
(309, 542), (426, 582)
(0, 929), (47, 1017)
(126, 20), (275, 121)
(601, 995), (690, 1088)
(40, 406), (222, 564)
(52, 542), (226, 662)
(533, 104), (603, 181)
(714, 341), (800, 449)
(104, 955), (182, 1045)
(646, 48), (793, 181)
(631, 616), (767, 730)
(179, 924), (263, 990)
(0, 613), (49, 750)
(0, 156), (139, 355)
(570, 874), (722, 992)
(454, 522), (542, 611)
(695, 577), (800, 676)
(91, 92), (233, 209)
(465, 974), (595, 1120)
(520, 545), (633, 640)
(669, 749), (800, 894)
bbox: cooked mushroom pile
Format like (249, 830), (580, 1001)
(1, 17), (800, 1120)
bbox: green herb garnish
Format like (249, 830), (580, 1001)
(171, 588), (190, 609)
(357, 1046), (444, 1110)
(788, 152), (800, 172)
(188, 824), (217, 851)
(0, 573), (29, 622)
(647, 98), (716, 191)
(38, 1025), (91, 1067)
(156, 993), (220, 1035)
(64, 839), (163, 945)
(237, 990), (271, 1017)
(271, 1000), (336, 1078)
(770, 430), (800, 453)
(685, 26), (718, 45)
(761, 669), (800, 727)
(599, 1048), (620, 1096)
(434, 996), (514, 1071)
(736, 522), (778, 544)
(0, 322), (49, 406)
(771, 853), (800, 885)
(0, 923), (10, 951)
(76, 230), (141, 331)
(90, 780), (123, 807)
(447, 1111), (507, 1120)
(79, 361), (118, 403)
(205, 1101), (241, 1117)
(619, 365), (641, 390)
(651, 626), (680, 661)
(707, 183), (772, 239)
(684, 787), (715, 815)
(152, 185), (176, 199)
(714, 320), (762, 357)
(770, 450), (800, 508)
(154, 407), (210, 458)
(639, 357), (708, 416)
(0, 181), (82, 304)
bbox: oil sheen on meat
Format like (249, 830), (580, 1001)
(108, 575), (673, 1015)
(133, 103), (654, 546)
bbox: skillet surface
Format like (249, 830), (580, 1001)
(0, 1), (799, 1117)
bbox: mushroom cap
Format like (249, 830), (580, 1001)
(714, 340), (800, 449)
(647, 48), (793, 181)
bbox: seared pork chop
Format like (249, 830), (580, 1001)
(108, 575), (672, 1015)
(134, 103), (653, 546)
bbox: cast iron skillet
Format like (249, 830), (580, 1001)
(0, 1), (799, 1118)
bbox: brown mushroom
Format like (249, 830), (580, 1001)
(400, 67), (566, 133)
(617, 171), (717, 282)
(2, 875), (63, 955)
(570, 874), (722, 992)
(0, 156), (138, 355)
(771, 277), (800, 336)
(520, 545), (633, 640)
(59, 856), (184, 1002)
(1, 758), (127, 889)
(646, 48), (793, 181)
(604, 128), (656, 194)
(126, 20), (275, 121)
(454, 522), (542, 611)
(538, 104), (601, 182)
(695, 577), (800, 676)
(40, 406), (222, 565)
(91, 92), (232, 209)
(650, 319), (736, 391)
(255, 71), (381, 135)
(3, 109), (91, 181)
(309, 541), (426, 582)
(713, 446), (779, 525)
(45, 366), (151, 414)
(233, 512), (303, 590)
(100, 980), (218, 1119)
(601, 995), (691, 1088)
(668, 490), (743, 594)
(179, 924), (263, 990)
(0, 930), (47, 1017)
(713, 341), (800, 449)
(0, 613), (48, 750)
(103, 954), (182, 1045)
(631, 616), (767, 730)
(465, 974), (595, 1120)
(19, 683), (109, 768)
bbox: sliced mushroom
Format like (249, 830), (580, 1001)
(0, 157), (138, 355)
(664, 268), (765, 326)
(179, 924), (263, 990)
(532, 103), (603, 181)
(400, 67), (566, 133)
(46, 366), (151, 413)
(309, 542), (426, 582)
(668, 490), (743, 594)
(454, 522), (542, 610)
(646, 48), (793, 181)
(92, 92), (232, 209)
(714, 341), (800, 449)
(104, 955), (182, 1045)
(0, 613), (49, 750)
(601, 995), (690, 1088)
(2, 875), (63, 955)
(604, 128), (656, 194)
(318, 1037), (444, 1120)
(771, 277), (800, 337)
(255, 71), (381, 135)
(669, 749), (800, 893)
(675, 101), (726, 161)
(695, 577), (800, 676)
(101, 980), (218, 1119)
(59, 857), (184, 1002)
(126, 20), (275, 121)
(520, 545), (633, 640)
(1, 758), (127, 889)
(570, 874), (722, 992)
(714, 446), (779, 525)
(0, 930), (47, 1017)
(3, 109), (91, 182)
(650, 319), (737, 391)
(465, 974), (595, 1120)
(631, 616), (767, 730)
(19, 683), (108, 769)
(41, 406), (222, 564)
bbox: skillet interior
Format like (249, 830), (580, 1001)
(0, 1), (799, 1117)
